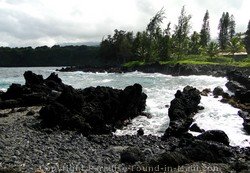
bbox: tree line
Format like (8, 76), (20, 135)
(0, 45), (100, 67)
(100, 6), (250, 64)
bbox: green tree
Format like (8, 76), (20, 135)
(172, 6), (191, 58)
(218, 12), (230, 51)
(244, 20), (250, 54)
(229, 15), (236, 39)
(133, 31), (151, 61)
(146, 8), (165, 37)
(200, 10), (210, 47)
(99, 35), (115, 62)
(228, 35), (244, 57)
(207, 42), (219, 57)
(145, 8), (166, 62)
(189, 31), (201, 55)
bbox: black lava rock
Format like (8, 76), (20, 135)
(197, 130), (230, 146)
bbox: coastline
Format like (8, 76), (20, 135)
(57, 63), (250, 77)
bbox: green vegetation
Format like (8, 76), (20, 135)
(100, 6), (249, 68)
(244, 20), (250, 54)
(123, 55), (250, 68)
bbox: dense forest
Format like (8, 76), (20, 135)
(0, 45), (100, 67)
(0, 6), (249, 67)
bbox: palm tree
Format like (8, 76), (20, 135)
(207, 42), (219, 57)
(228, 35), (244, 57)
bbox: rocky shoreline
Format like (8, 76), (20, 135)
(0, 71), (250, 172)
(57, 63), (250, 77)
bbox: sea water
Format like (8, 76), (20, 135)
(0, 67), (249, 147)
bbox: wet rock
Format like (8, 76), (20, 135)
(226, 70), (250, 104)
(168, 86), (201, 121)
(24, 71), (44, 86)
(39, 83), (147, 135)
(226, 81), (246, 93)
(163, 118), (193, 137)
(226, 70), (250, 89)
(0, 71), (68, 109)
(197, 130), (230, 146)
(213, 86), (224, 96)
(45, 72), (64, 91)
(163, 86), (201, 138)
(189, 123), (205, 133)
(200, 88), (211, 96)
(238, 111), (250, 134)
(120, 147), (145, 164)
(137, 128), (144, 136)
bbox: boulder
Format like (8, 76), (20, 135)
(213, 86), (224, 96)
(239, 111), (250, 134)
(120, 147), (145, 164)
(201, 88), (211, 96)
(226, 70), (250, 104)
(137, 128), (144, 136)
(180, 139), (233, 163)
(226, 70), (250, 89)
(243, 118), (250, 134)
(197, 130), (230, 146)
(226, 81), (246, 93)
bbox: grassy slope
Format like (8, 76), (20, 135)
(123, 55), (250, 68)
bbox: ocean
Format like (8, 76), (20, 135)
(0, 67), (249, 147)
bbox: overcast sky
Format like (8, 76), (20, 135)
(0, 0), (249, 47)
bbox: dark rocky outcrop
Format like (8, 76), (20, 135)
(162, 86), (201, 138)
(197, 130), (230, 146)
(225, 71), (250, 134)
(238, 111), (250, 134)
(134, 138), (236, 173)
(0, 71), (65, 109)
(39, 83), (147, 135)
(178, 139), (234, 163)
(226, 70), (250, 104)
